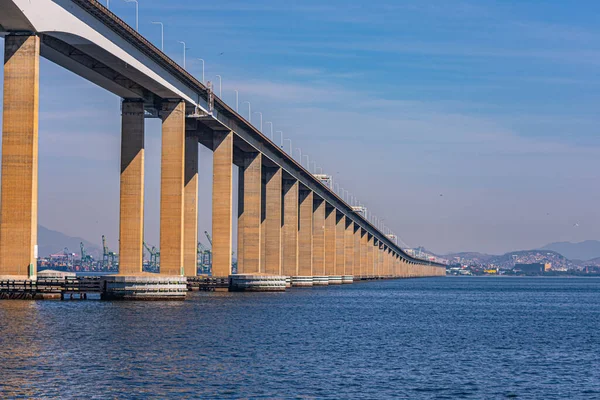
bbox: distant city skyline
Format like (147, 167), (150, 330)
(1, 0), (599, 254)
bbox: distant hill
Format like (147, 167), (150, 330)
(38, 226), (102, 259)
(539, 240), (600, 261)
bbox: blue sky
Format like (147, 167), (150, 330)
(1, 0), (600, 254)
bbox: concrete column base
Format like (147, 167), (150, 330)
(342, 275), (354, 284)
(229, 274), (286, 292)
(312, 276), (329, 286)
(101, 274), (187, 300)
(328, 276), (343, 285)
(291, 276), (313, 287)
(0, 275), (36, 281)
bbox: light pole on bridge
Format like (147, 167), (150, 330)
(234, 90), (239, 112)
(197, 58), (205, 83)
(283, 138), (292, 154)
(215, 75), (222, 97)
(265, 121), (274, 140)
(243, 101), (251, 123)
(303, 154), (310, 170)
(123, 0), (138, 31)
(178, 41), (187, 69)
(253, 112), (263, 132)
(151, 21), (164, 51)
(276, 131), (284, 147)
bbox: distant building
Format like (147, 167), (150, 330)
(515, 263), (545, 274)
(544, 263), (552, 271)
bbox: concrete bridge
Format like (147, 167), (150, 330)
(0, 0), (445, 295)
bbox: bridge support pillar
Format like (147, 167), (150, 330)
(264, 168), (282, 275)
(183, 133), (199, 277)
(354, 224), (361, 280)
(332, 212), (345, 284)
(212, 131), (233, 279)
(312, 198), (327, 286)
(360, 230), (368, 280)
(237, 153), (262, 274)
(324, 205), (338, 284)
(282, 180), (299, 284)
(159, 100), (185, 276)
(343, 219), (354, 283)
(368, 235), (374, 279)
(294, 189), (313, 287)
(0, 34), (40, 280)
(118, 99), (145, 275)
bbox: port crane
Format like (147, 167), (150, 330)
(102, 235), (118, 270)
(79, 242), (93, 268)
(143, 241), (160, 271)
(197, 241), (211, 274)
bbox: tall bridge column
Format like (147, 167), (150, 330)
(367, 235), (374, 278)
(354, 224), (361, 280)
(360, 230), (368, 280)
(118, 99), (145, 275)
(212, 131), (233, 279)
(237, 153), (262, 274)
(183, 133), (199, 277)
(312, 198), (327, 286)
(295, 189), (313, 287)
(378, 243), (384, 278)
(324, 205), (337, 284)
(343, 219), (354, 284)
(333, 212), (345, 284)
(263, 168), (282, 275)
(282, 180), (299, 284)
(159, 100), (185, 276)
(0, 34), (40, 279)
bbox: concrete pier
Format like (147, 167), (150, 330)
(238, 153), (262, 274)
(212, 131), (234, 278)
(334, 213), (346, 284)
(344, 219), (354, 283)
(183, 133), (199, 277)
(282, 180), (299, 279)
(295, 189), (313, 287)
(0, 34), (39, 280)
(264, 168), (282, 275)
(118, 100), (145, 275)
(324, 205), (337, 282)
(312, 198), (328, 286)
(159, 100), (185, 276)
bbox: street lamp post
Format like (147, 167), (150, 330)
(197, 58), (205, 83)
(265, 121), (273, 140)
(215, 75), (222, 97)
(178, 41), (186, 69)
(253, 112), (263, 132)
(276, 131), (284, 147)
(123, 0), (138, 31)
(151, 21), (164, 51)
(243, 101), (251, 122)
(234, 90), (239, 112)
(283, 138), (292, 154)
(303, 154), (310, 170)
(296, 148), (302, 164)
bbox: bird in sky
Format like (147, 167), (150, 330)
(573, 222), (580, 227)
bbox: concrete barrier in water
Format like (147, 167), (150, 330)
(101, 275), (187, 300)
(229, 274), (287, 292)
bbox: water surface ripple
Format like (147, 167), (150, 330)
(1, 277), (599, 399)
